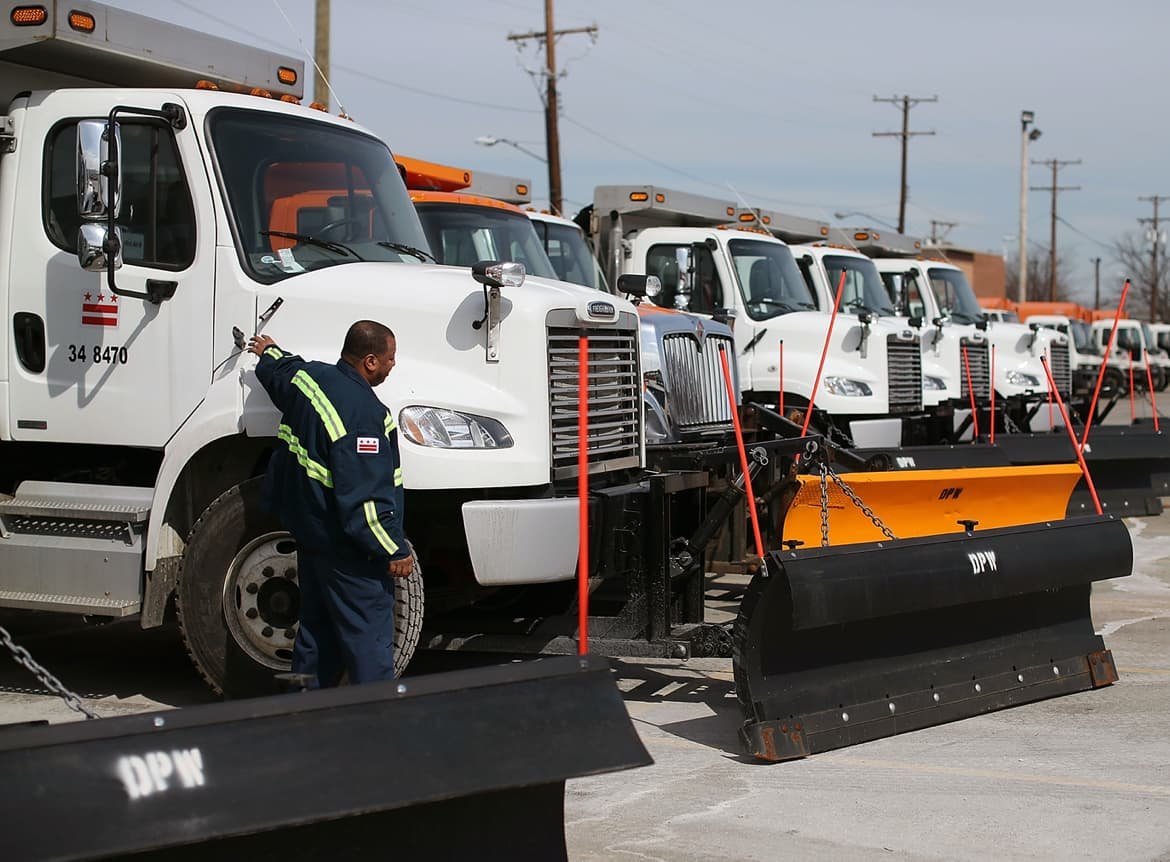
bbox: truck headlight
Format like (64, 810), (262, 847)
(823, 376), (872, 397)
(1005, 371), (1040, 388)
(400, 407), (514, 449)
(923, 375), (946, 390)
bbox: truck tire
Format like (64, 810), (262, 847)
(177, 477), (424, 697)
(1103, 368), (1126, 395)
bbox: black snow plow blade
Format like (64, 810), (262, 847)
(0, 656), (649, 861)
(734, 515), (1132, 762)
(995, 426), (1170, 516)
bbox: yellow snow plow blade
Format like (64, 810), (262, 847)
(784, 463), (1083, 546)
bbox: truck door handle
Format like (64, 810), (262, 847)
(13, 312), (45, 373)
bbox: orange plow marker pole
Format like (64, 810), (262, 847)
(719, 345), (765, 561)
(963, 345), (979, 440)
(1146, 360), (1161, 432)
(1042, 355), (1103, 515)
(800, 269), (847, 439)
(990, 345), (997, 445)
(577, 335), (589, 654)
(1082, 279), (1130, 448)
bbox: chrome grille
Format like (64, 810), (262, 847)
(660, 333), (735, 428)
(1048, 342), (1072, 395)
(548, 327), (642, 480)
(959, 339), (991, 400)
(887, 337), (923, 413)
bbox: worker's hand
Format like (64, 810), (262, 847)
(248, 334), (276, 357)
(388, 553), (414, 578)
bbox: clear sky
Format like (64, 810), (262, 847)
(106, 0), (1168, 302)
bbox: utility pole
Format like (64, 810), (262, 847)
(1018, 111), (1041, 304)
(1090, 256), (1101, 310)
(1030, 158), (1080, 302)
(929, 220), (957, 245)
(1138, 195), (1170, 321)
(873, 94), (937, 233)
(507, 5), (597, 215)
(314, 0), (330, 109)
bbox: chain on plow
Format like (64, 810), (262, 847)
(0, 623), (99, 720)
(813, 444), (898, 547)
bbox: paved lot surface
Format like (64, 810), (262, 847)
(1, 497), (1167, 860)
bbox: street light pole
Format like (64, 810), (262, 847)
(1091, 256), (1101, 310)
(1018, 111), (1040, 303)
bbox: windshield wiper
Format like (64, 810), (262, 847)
(377, 241), (436, 263)
(260, 230), (364, 260)
(755, 298), (802, 312)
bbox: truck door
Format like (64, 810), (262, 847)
(8, 92), (213, 446)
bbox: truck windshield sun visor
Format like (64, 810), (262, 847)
(207, 108), (433, 283)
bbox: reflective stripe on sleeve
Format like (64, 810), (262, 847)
(394, 467), (403, 486)
(292, 370), (347, 442)
(264, 346), (284, 360)
(384, 412), (397, 436)
(363, 500), (399, 555)
(277, 424), (334, 487)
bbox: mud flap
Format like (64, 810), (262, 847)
(0, 656), (650, 861)
(783, 464), (1082, 546)
(734, 516), (1132, 762)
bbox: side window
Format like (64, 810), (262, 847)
(45, 121), (196, 269)
(645, 242), (723, 314)
(646, 244), (688, 310)
(882, 272), (925, 318)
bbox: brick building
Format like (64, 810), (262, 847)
(922, 243), (1006, 300)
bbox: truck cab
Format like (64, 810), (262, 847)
(873, 256), (1068, 431)
(1024, 313), (1118, 395)
(1091, 318), (1163, 391)
(590, 186), (924, 448)
(0, 4), (646, 694)
(400, 160), (737, 447)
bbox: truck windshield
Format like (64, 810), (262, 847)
(532, 219), (607, 291)
(1115, 326), (1142, 352)
(414, 204), (559, 280)
(728, 239), (817, 320)
(1142, 322), (1158, 353)
(1069, 320), (1095, 353)
(823, 255), (896, 316)
(208, 109), (432, 282)
(1159, 331), (1170, 352)
(927, 267), (985, 325)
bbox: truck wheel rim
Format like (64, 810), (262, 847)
(222, 532), (299, 670)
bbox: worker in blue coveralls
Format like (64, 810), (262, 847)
(248, 320), (411, 687)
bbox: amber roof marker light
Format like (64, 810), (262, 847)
(68, 10), (96, 31)
(11, 6), (48, 26)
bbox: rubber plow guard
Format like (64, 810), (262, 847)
(0, 656), (650, 862)
(734, 515), (1132, 762)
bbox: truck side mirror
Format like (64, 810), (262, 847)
(76, 119), (121, 219)
(76, 119), (124, 274)
(77, 222), (123, 272)
(975, 318), (989, 331)
(908, 315), (923, 329)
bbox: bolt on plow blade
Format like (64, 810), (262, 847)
(0, 656), (650, 862)
(734, 515), (1131, 762)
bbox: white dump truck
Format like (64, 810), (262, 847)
(0, 3), (648, 694)
(587, 186), (925, 448)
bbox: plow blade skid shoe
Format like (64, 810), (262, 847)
(735, 515), (1131, 762)
(0, 656), (650, 862)
(785, 464), (1082, 546)
(996, 429), (1170, 516)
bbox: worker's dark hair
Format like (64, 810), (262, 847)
(341, 320), (395, 361)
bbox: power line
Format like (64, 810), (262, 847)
(872, 94), (937, 233)
(169, 0), (540, 114)
(1030, 158), (1081, 302)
